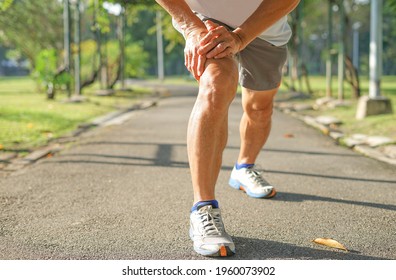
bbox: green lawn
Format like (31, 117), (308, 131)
(279, 75), (396, 140)
(1, 75), (394, 152)
(280, 75), (396, 99)
(0, 76), (150, 151)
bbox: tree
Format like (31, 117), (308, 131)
(284, 0), (393, 100)
(287, 0), (314, 95)
(0, 0), (13, 11)
(0, 0), (154, 97)
(83, 0), (154, 89)
(0, 0), (64, 69)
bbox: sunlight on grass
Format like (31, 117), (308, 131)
(1, 75), (395, 151)
(0, 77), (151, 150)
(279, 75), (396, 139)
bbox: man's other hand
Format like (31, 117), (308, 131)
(184, 29), (207, 80)
(198, 20), (244, 59)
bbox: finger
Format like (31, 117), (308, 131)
(184, 50), (191, 72)
(206, 42), (229, 58)
(198, 38), (221, 55)
(214, 47), (233, 59)
(191, 52), (199, 80)
(200, 27), (223, 44)
(204, 19), (219, 31)
(197, 54), (206, 77)
(200, 27), (226, 45)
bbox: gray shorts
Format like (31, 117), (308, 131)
(197, 15), (288, 91)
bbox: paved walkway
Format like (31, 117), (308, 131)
(0, 84), (395, 260)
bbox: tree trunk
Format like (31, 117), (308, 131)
(81, 68), (100, 89)
(108, 55), (122, 89)
(46, 67), (66, 100)
(345, 55), (361, 99)
(301, 63), (313, 95)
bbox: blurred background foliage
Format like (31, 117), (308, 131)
(0, 0), (395, 93)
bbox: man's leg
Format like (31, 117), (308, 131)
(188, 57), (238, 257)
(238, 87), (278, 164)
(188, 57), (238, 203)
(228, 87), (278, 198)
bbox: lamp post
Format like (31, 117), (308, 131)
(369, 0), (382, 99)
(352, 22), (361, 71)
(70, 0), (81, 97)
(63, 0), (71, 97)
(356, 0), (393, 119)
(156, 11), (164, 81)
(337, 1), (345, 101)
(119, 5), (126, 89)
(326, 0), (333, 98)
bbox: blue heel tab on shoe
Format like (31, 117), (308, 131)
(235, 162), (254, 170)
(191, 200), (219, 212)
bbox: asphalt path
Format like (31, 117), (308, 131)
(0, 84), (395, 260)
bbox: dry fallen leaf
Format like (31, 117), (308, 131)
(283, 133), (295, 138)
(0, 144), (3, 150)
(312, 238), (348, 251)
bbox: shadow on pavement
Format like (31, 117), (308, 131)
(81, 141), (362, 158)
(45, 150), (395, 212)
(263, 147), (361, 157)
(47, 153), (395, 185)
(275, 192), (396, 212)
(262, 169), (396, 184)
(50, 139), (396, 185)
(227, 236), (388, 260)
(50, 153), (189, 168)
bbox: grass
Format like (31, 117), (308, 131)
(0, 76), (151, 152)
(1, 74), (394, 153)
(278, 75), (396, 140)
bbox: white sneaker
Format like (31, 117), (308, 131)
(189, 205), (235, 257)
(229, 165), (277, 198)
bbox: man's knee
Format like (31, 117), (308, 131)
(198, 58), (238, 112)
(243, 87), (278, 119)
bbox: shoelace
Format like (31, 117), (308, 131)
(198, 208), (224, 237)
(246, 166), (269, 186)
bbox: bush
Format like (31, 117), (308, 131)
(105, 40), (149, 78)
(32, 49), (57, 90)
(32, 49), (71, 96)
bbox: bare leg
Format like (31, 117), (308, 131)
(237, 87), (279, 164)
(188, 57), (238, 204)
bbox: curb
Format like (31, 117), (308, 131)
(274, 102), (396, 166)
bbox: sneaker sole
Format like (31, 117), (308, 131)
(193, 244), (235, 257)
(190, 229), (235, 257)
(229, 178), (277, 198)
